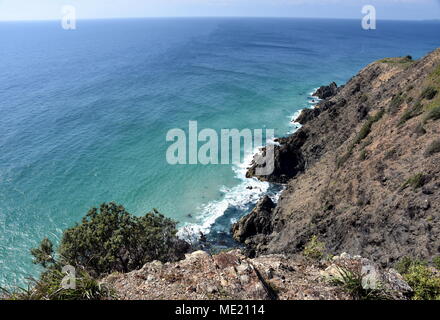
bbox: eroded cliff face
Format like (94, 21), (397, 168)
(102, 51), (440, 300)
(239, 49), (440, 266)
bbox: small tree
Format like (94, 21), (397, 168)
(58, 202), (189, 277)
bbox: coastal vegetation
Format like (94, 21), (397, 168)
(401, 173), (428, 190)
(302, 235), (326, 261)
(379, 55), (414, 68)
(1, 203), (189, 300)
(336, 109), (384, 168)
(395, 257), (440, 300)
(329, 266), (390, 300)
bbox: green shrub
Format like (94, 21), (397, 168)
(336, 110), (384, 168)
(359, 149), (368, 161)
(303, 235), (325, 261)
(353, 109), (384, 145)
(399, 101), (424, 125)
(401, 173), (427, 190)
(59, 203), (189, 277)
(360, 94), (368, 103)
(404, 265), (440, 300)
(394, 256), (426, 275)
(389, 94), (404, 114)
(336, 151), (351, 168)
(1, 203), (189, 300)
(1, 269), (113, 300)
(330, 267), (389, 300)
(420, 87), (438, 100)
(433, 257), (440, 270)
(424, 105), (440, 122)
(394, 257), (440, 300)
(425, 139), (440, 156)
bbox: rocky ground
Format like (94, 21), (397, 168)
(240, 49), (440, 267)
(103, 249), (412, 300)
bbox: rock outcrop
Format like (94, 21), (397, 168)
(242, 49), (440, 266)
(313, 82), (338, 99)
(232, 196), (275, 244)
(103, 249), (412, 300)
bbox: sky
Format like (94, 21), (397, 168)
(0, 0), (439, 21)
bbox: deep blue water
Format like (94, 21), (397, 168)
(1, 18), (439, 286)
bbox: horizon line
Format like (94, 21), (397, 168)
(1, 15), (440, 23)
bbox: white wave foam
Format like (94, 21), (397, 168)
(178, 149), (271, 239)
(179, 88), (318, 239)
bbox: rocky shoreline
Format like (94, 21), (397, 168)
(104, 49), (440, 300)
(235, 49), (440, 267)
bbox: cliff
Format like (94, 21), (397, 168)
(238, 49), (440, 266)
(103, 49), (440, 300)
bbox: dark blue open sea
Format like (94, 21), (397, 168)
(1, 18), (439, 286)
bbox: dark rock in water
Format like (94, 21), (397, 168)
(295, 108), (320, 125)
(296, 100), (337, 125)
(246, 129), (308, 184)
(313, 82), (338, 99)
(231, 196), (275, 243)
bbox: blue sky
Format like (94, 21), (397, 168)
(0, 0), (439, 21)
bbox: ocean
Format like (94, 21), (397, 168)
(1, 18), (439, 286)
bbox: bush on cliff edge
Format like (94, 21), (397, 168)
(59, 202), (189, 277)
(2, 203), (189, 300)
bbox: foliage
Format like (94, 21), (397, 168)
(424, 105), (440, 122)
(433, 257), (440, 270)
(399, 101), (423, 125)
(394, 256), (426, 275)
(337, 109), (384, 168)
(389, 94), (404, 114)
(30, 237), (56, 269)
(1, 269), (113, 300)
(359, 94), (368, 103)
(359, 149), (367, 161)
(393, 256), (440, 300)
(401, 173), (427, 190)
(420, 87), (438, 100)
(59, 202), (189, 277)
(379, 56), (413, 67)
(302, 235), (326, 261)
(2, 203), (188, 300)
(330, 267), (389, 300)
(353, 109), (384, 145)
(404, 265), (440, 300)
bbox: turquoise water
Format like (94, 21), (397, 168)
(1, 18), (440, 286)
